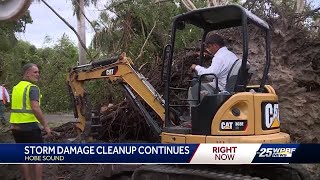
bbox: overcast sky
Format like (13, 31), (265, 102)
(16, 0), (102, 48)
(17, 0), (320, 48)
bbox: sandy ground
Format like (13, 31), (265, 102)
(4, 112), (75, 124)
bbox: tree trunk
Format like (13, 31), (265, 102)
(77, 0), (86, 65)
(180, 0), (197, 11)
(208, 0), (229, 7)
(296, 0), (304, 14)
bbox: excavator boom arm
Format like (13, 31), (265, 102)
(67, 54), (165, 136)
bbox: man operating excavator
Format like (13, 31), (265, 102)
(188, 34), (238, 105)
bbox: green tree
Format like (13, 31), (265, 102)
(0, 11), (32, 81)
(37, 35), (78, 112)
(0, 12), (32, 51)
(1, 35), (78, 112)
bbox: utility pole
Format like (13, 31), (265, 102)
(77, 0), (86, 65)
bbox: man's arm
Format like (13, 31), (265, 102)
(30, 101), (47, 127)
(29, 86), (51, 135)
(4, 88), (10, 103)
(30, 100), (51, 135)
(193, 56), (223, 75)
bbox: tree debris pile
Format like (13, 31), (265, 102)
(89, 52), (201, 142)
(98, 100), (159, 142)
(44, 122), (78, 143)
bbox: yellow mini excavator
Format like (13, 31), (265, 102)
(66, 5), (309, 180)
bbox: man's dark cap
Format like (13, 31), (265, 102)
(205, 34), (225, 47)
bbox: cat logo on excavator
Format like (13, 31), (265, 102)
(263, 103), (280, 130)
(221, 122), (233, 130)
(101, 67), (118, 76)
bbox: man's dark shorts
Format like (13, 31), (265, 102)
(11, 123), (43, 143)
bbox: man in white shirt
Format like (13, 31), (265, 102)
(189, 34), (238, 105)
(0, 83), (10, 124)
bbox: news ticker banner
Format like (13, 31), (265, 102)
(0, 143), (319, 164)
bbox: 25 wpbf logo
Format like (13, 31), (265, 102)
(257, 147), (296, 157)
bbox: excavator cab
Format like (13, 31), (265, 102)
(161, 5), (290, 143)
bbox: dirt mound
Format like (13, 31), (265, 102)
(270, 31), (320, 143)
(242, 26), (320, 143)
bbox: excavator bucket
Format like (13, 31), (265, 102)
(0, 0), (31, 21)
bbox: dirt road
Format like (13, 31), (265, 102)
(4, 112), (76, 124)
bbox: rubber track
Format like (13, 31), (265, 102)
(265, 164), (311, 180)
(132, 165), (269, 180)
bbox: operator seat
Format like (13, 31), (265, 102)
(225, 59), (241, 92)
(225, 59), (253, 93)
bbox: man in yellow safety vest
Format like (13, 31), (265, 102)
(10, 63), (51, 180)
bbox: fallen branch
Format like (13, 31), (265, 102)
(180, 0), (197, 11)
(135, 21), (157, 61)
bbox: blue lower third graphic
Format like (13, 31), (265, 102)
(0, 144), (198, 163)
(1, 144), (320, 164)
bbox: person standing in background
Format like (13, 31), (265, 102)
(0, 83), (10, 124)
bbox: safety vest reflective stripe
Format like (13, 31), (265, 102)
(22, 84), (32, 111)
(10, 109), (33, 113)
(11, 84), (33, 112)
